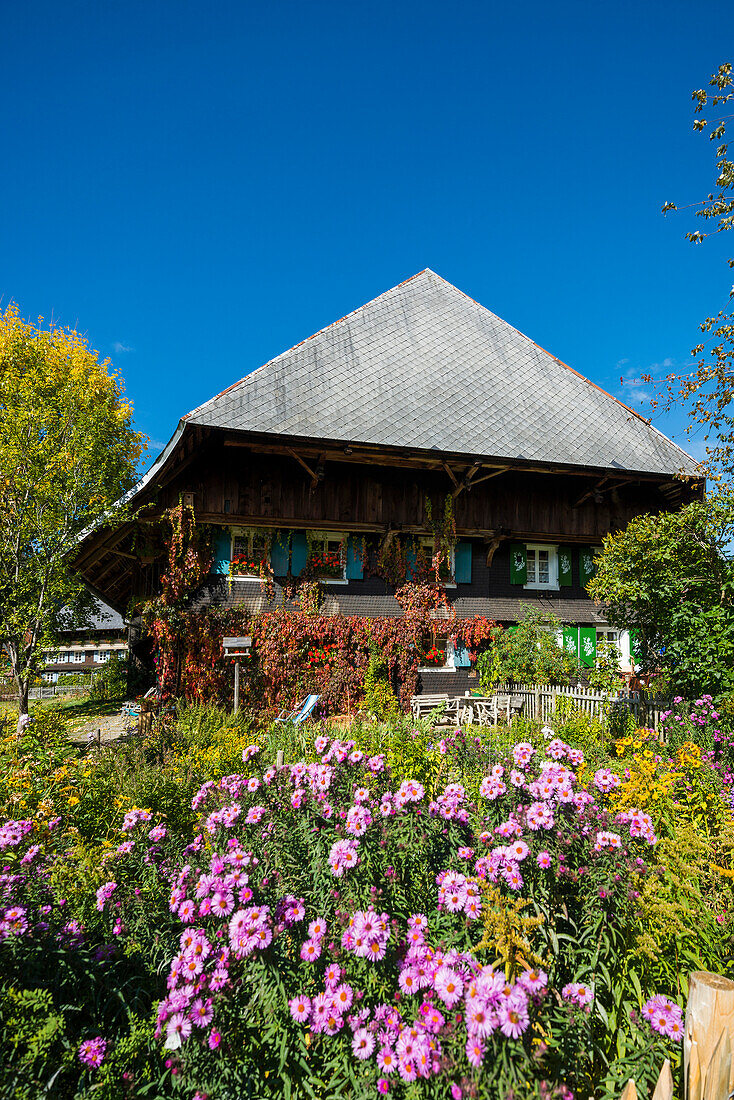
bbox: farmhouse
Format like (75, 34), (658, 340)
(72, 269), (700, 694)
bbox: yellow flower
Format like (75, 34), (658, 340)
(67, 796), (80, 807)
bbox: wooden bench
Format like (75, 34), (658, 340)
(410, 693), (451, 723)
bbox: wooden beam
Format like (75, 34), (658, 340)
(287, 448), (320, 483)
(442, 462), (460, 489)
(222, 435), (679, 483)
(466, 466), (511, 489)
(451, 462), (483, 499)
(107, 548), (138, 562)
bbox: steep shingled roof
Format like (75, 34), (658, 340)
(185, 269), (696, 476)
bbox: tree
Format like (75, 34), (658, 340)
(656, 63), (734, 480)
(476, 608), (577, 689)
(587, 492), (734, 697)
(0, 304), (144, 728)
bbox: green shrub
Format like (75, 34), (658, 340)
(362, 649), (400, 720)
(477, 608), (577, 688)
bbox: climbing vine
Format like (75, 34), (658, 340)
(142, 503), (495, 710)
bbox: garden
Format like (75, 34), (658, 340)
(1, 691), (733, 1099)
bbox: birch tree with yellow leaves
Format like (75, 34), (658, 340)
(0, 304), (144, 728)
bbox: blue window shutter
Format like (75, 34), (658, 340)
(454, 540), (472, 584)
(406, 542), (418, 580)
(291, 531), (308, 576)
(345, 536), (364, 580)
(270, 532), (290, 577)
(211, 527), (231, 575)
(453, 642), (470, 667)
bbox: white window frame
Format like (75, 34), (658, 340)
(418, 537), (456, 589)
(230, 528), (271, 583)
(524, 544), (559, 591)
(71, 651), (86, 664)
(597, 627), (633, 673)
(308, 531), (348, 585)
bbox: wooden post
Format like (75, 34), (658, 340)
(276, 749), (284, 768)
(684, 971), (734, 1100)
(234, 660), (240, 715)
(534, 685), (541, 721)
(651, 1060), (673, 1100)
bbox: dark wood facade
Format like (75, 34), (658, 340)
(72, 424), (702, 616)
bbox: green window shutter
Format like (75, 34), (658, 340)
(211, 527), (231, 575)
(579, 547), (596, 589)
(509, 544), (527, 585)
(291, 531), (308, 576)
(454, 541), (472, 583)
(563, 626), (579, 659)
(558, 548), (572, 588)
(270, 532), (290, 577)
(579, 627), (596, 667)
(345, 536), (364, 580)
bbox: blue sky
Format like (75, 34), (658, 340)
(2, 0), (732, 471)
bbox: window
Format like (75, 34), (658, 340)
(231, 529), (270, 580)
(308, 532), (347, 583)
(97, 651), (111, 663)
(418, 538), (456, 586)
(524, 544), (558, 591)
(597, 628), (633, 672)
(418, 636), (455, 672)
(71, 651), (86, 664)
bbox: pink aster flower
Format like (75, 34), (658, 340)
(466, 1036), (485, 1067)
(78, 1037), (107, 1069)
(377, 1046), (397, 1074)
(300, 938), (322, 962)
(434, 966), (463, 1008)
(190, 998), (214, 1027)
(352, 1027), (375, 1059)
(289, 995), (311, 1023)
(498, 999), (529, 1038)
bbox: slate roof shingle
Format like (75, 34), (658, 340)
(185, 269), (696, 477)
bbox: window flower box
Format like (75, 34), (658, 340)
(230, 556), (265, 578)
(421, 646), (446, 668)
(308, 551), (344, 579)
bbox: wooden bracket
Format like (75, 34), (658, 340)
(451, 462), (483, 499)
(574, 477), (626, 508)
(466, 466), (511, 491)
(485, 536), (502, 567)
(287, 448), (319, 483)
(442, 462), (460, 490)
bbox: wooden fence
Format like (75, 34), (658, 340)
(620, 971), (734, 1100)
(493, 682), (672, 732)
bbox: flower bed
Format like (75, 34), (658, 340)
(3, 702), (731, 1099)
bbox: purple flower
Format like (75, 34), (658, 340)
(78, 1037), (107, 1069)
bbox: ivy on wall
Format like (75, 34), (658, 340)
(141, 503), (495, 711)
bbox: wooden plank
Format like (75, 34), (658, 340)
(619, 1080), (638, 1100)
(685, 972), (734, 1100)
(651, 1059), (673, 1100)
(703, 1030), (731, 1100)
